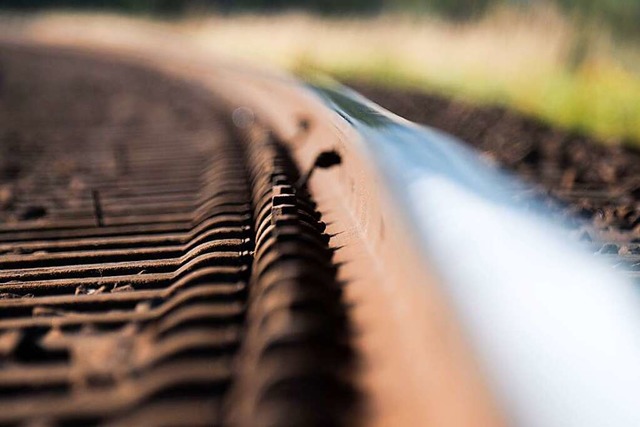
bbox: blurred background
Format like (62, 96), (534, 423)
(1, 0), (639, 144)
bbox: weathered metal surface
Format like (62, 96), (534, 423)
(6, 24), (640, 427)
(0, 46), (358, 426)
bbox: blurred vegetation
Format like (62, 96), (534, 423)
(3, 0), (640, 37)
(0, 0), (383, 15)
(163, 9), (638, 142)
(2, 0), (640, 143)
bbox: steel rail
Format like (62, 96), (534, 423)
(3, 33), (640, 425)
(304, 82), (640, 427)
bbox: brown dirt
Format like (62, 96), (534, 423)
(350, 82), (640, 251)
(0, 44), (221, 225)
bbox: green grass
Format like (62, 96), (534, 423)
(278, 10), (640, 144)
(11, 9), (640, 143)
(292, 51), (640, 144)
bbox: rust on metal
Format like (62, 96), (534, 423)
(0, 45), (359, 426)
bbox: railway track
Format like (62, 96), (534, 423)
(0, 46), (354, 426)
(1, 41), (640, 426)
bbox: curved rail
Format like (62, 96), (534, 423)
(4, 29), (640, 425)
(310, 82), (640, 427)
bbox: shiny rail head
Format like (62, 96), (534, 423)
(308, 81), (640, 427)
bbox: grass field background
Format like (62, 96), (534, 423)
(6, 5), (640, 143)
(181, 7), (640, 143)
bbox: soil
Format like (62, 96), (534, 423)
(0, 44), (221, 225)
(350, 82), (640, 251)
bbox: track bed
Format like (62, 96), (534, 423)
(2, 43), (638, 427)
(0, 46), (356, 427)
